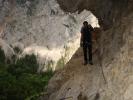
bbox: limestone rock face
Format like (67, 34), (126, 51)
(0, 0), (99, 71)
(0, 39), (14, 60)
(46, 13), (133, 100)
(45, 0), (133, 100)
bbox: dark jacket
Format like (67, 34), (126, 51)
(81, 25), (94, 44)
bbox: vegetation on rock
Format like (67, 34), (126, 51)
(0, 48), (54, 100)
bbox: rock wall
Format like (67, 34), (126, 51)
(57, 0), (132, 29)
(46, 13), (133, 100)
(45, 0), (133, 100)
(0, 0), (99, 71)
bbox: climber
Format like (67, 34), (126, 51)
(80, 21), (94, 65)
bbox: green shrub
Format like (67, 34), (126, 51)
(8, 54), (38, 76)
(0, 53), (54, 100)
(13, 47), (22, 54)
(16, 54), (38, 73)
(0, 71), (53, 100)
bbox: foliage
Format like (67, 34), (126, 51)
(0, 48), (54, 100)
(13, 47), (22, 54)
(8, 54), (38, 76)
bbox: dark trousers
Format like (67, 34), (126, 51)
(83, 43), (92, 63)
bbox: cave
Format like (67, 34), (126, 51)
(0, 0), (133, 100)
(46, 0), (133, 100)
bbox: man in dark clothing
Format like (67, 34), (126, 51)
(80, 21), (94, 65)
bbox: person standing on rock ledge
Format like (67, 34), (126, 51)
(80, 21), (94, 65)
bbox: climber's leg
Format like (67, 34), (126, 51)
(88, 44), (93, 65)
(83, 44), (88, 65)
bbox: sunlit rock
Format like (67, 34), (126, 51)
(0, 0), (99, 71)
